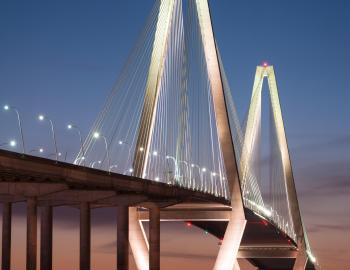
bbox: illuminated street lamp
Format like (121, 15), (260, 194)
(74, 156), (86, 164)
(90, 160), (102, 168)
(124, 168), (133, 175)
(179, 160), (190, 187)
(166, 155), (178, 184)
(38, 114), (59, 162)
(29, 147), (44, 154)
(118, 140), (132, 165)
(48, 152), (62, 158)
(201, 167), (207, 192)
(3, 105), (26, 154)
(0, 140), (17, 148)
(93, 132), (111, 172)
(67, 124), (85, 165)
(190, 163), (201, 190)
(109, 164), (118, 172)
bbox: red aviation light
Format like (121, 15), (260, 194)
(186, 222), (192, 227)
(263, 61), (269, 67)
(261, 220), (268, 226)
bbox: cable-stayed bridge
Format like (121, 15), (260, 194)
(0, 0), (319, 270)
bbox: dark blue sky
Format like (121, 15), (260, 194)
(1, 1), (349, 269)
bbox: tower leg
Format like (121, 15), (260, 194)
(80, 202), (91, 270)
(27, 197), (37, 270)
(213, 211), (246, 270)
(149, 206), (160, 270)
(40, 206), (53, 270)
(117, 206), (129, 270)
(293, 249), (308, 270)
(129, 207), (149, 270)
(234, 260), (241, 270)
(2, 202), (12, 270)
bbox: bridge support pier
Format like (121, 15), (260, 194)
(2, 202), (12, 270)
(40, 206), (53, 270)
(149, 206), (160, 270)
(27, 197), (37, 270)
(80, 202), (91, 270)
(129, 207), (149, 270)
(117, 206), (129, 270)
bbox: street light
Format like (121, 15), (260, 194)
(74, 156), (85, 164)
(29, 147), (44, 154)
(179, 160), (190, 187)
(190, 163), (201, 190)
(93, 132), (111, 172)
(38, 114), (59, 162)
(201, 167), (207, 192)
(166, 155), (178, 184)
(0, 140), (17, 148)
(67, 124), (85, 165)
(3, 105), (26, 154)
(47, 152), (62, 158)
(90, 160), (102, 168)
(117, 140), (132, 167)
(109, 164), (118, 172)
(211, 172), (218, 195)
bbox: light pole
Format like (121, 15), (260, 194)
(109, 164), (118, 172)
(118, 140), (132, 170)
(90, 160), (101, 168)
(48, 152), (62, 158)
(93, 132), (110, 172)
(201, 167), (207, 192)
(74, 156), (86, 165)
(190, 163), (201, 190)
(67, 124), (86, 165)
(166, 155), (178, 184)
(38, 114), (59, 162)
(124, 168), (133, 175)
(4, 105), (26, 154)
(0, 140), (17, 148)
(29, 147), (44, 154)
(179, 160), (190, 188)
(210, 172), (218, 195)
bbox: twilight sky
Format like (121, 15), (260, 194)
(0, 0), (350, 269)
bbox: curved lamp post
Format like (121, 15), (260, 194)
(190, 163), (201, 190)
(166, 155), (178, 184)
(0, 140), (17, 148)
(93, 132), (111, 172)
(38, 114), (59, 162)
(67, 124), (86, 165)
(3, 105), (26, 154)
(90, 160), (102, 168)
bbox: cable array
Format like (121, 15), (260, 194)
(76, 0), (299, 241)
(239, 66), (297, 240)
(77, 0), (231, 199)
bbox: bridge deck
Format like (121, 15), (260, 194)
(0, 150), (229, 207)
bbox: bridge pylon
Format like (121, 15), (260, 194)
(241, 64), (316, 269)
(128, 0), (246, 269)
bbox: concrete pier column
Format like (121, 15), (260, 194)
(149, 206), (160, 270)
(40, 206), (53, 270)
(2, 202), (12, 270)
(80, 202), (91, 270)
(117, 206), (129, 270)
(27, 197), (37, 270)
